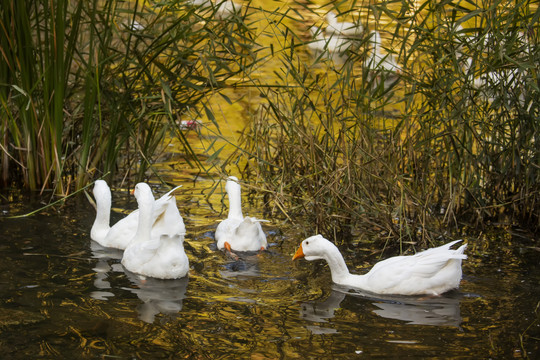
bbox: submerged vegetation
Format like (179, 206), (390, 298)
(1, 0), (539, 244)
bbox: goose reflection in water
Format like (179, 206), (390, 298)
(369, 292), (462, 327)
(89, 240), (123, 301)
(123, 271), (189, 323)
(300, 287), (464, 333)
(299, 291), (346, 334)
(219, 252), (262, 280)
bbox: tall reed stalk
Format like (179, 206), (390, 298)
(0, 0), (259, 193)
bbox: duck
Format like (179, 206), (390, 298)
(90, 180), (182, 250)
(325, 11), (362, 37)
(292, 235), (467, 296)
(215, 176), (268, 252)
(122, 183), (189, 279)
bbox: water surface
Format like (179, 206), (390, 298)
(1, 185), (538, 358)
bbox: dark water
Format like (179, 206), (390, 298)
(0, 185), (539, 358)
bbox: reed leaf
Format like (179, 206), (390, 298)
(0, 0), (261, 192)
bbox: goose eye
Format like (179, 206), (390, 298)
(305, 241), (309, 245)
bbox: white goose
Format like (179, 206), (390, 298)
(366, 30), (401, 73)
(122, 183), (189, 279)
(215, 176), (268, 252)
(190, 0), (242, 20)
(90, 180), (182, 250)
(293, 235), (467, 296)
(307, 26), (352, 63)
(326, 11), (362, 37)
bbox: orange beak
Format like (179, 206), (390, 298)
(224, 242), (232, 252)
(292, 244), (305, 260)
(130, 188), (135, 195)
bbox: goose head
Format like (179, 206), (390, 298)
(93, 180), (111, 207)
(326, 11), (338, 25)
(133, 183), (155, 207)
(293, 235), (357, 289)
(292, 234), (333, 261)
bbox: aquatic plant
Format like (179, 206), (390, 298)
(231, 0), (540, 244)
(1, 0), (539, 245)
(0, 0), (259, 193)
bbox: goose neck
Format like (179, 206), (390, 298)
(133, 200), (154, 244)
(91, 192), (111, 237)
(227, 186), (244, 219)
(94, 201), (110, 227)
(323, 245), (353, 283)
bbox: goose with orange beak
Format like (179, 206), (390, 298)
(215, 176), (268, 253)
(293, 235), (467, 296)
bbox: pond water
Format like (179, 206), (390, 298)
(1, 0), (539, 357)
(1, 182), (539, 358)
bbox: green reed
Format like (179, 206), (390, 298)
(0, 0), (259, 193)
(230, 0), (540, 245)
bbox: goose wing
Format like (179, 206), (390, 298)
(151, 197), (186, 238)
(363, 241), (466, 293)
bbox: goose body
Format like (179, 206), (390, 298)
(293, 235), (467, 296)
(215, 0), (241, 19)
(90, 180), (182, 250)
(325, 11), (362, 37)
(190, 0), (242, 19)
(366, 31), (401, 73)
(215, 177), (267, 252)
(307, 26), (352, 63)
(122, 183), (189, 279)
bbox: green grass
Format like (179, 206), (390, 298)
(0, 0), (260, 193)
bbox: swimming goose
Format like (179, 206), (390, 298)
(293, 235), (467, 295)
(90, 180), (182, 250)
(215, 176), (268, 252)
(190, 0), (242, 19)
(122, 183), (189, 279)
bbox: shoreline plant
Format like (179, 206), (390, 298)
(1, 0), (539, 246)
(228, 0), (540, 246)
(0, 0), (260, 194)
